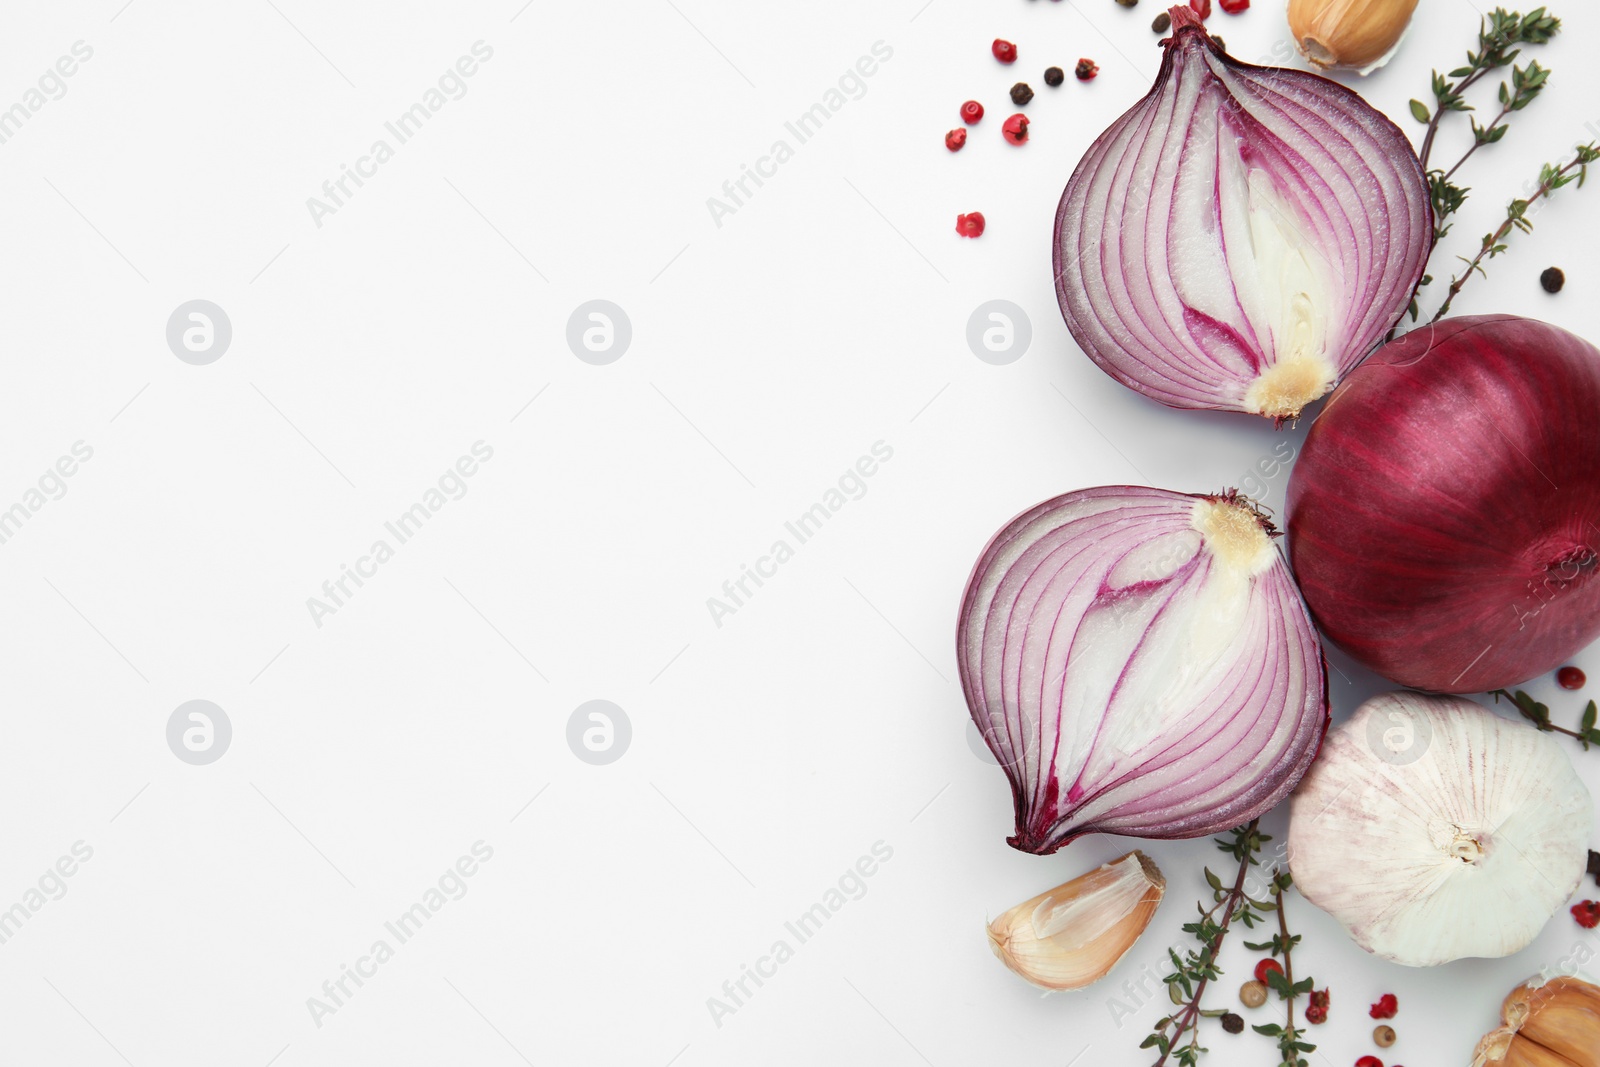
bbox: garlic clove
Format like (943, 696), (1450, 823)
(1288, 0), (1420, 73)
(1288, 693), (1593, 967)
(987, 851), (1164, 991)
(1474, 976), (1600, 1067)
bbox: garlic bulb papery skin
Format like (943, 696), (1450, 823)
(1473, 975), (1600, 1067)
(988, 851), (1165, 991)
(1289, 692), (1593, 967)
(958, 487), (1329, 854)
(1289, 0), (1421, 74)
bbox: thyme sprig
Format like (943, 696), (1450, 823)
(1429, 143), (1600, 321)
(1242, 874), (1317, 1067)
(1493, 688), (1600, 749)
(1143, 822), (1274, 1067)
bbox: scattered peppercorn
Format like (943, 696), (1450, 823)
(1075, 58), (1100, 80)
(1152, 12), (1172, 33)
(1369, 993), (1398, 1019)
(1541, 266), (1566, 293)
(1305, 988), (1330, 1024)
(1002, 113), (1030, 145)
(1240, 980), (1268, 1008)
(955, 212), (986, 238)
(961, 100), (984, 125)
(1558, 665), (1586, 688)
(1305, 1005), (1327, 1025)
(1190, 0), (1212, 16)
(1010, 82), (1035, 106)
(1219, 0), (1249, 11)
(1253, 959), (1284, 984)
(1310, 989), (1330, 1012)
(1573, 900), (1600, 929)
(1374, 1025), (1397, 1048)
(993, 39), (1018, 64)
(945, 128), (967, 152)
(1356, 1058), (1384, 1067)
(1221, 1013), (1245, 1034)
(1044, 66), (1065, 87)
(1588, 849), (1600, 883)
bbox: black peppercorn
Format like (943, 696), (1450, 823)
(1044, 66), (1065, 87)
(1010, 82), (1035, 106)
(1116, 0), (1140, 6)
(1221, 1013), (1245, 1035)
(1588, 848), (1600, 882)
(1541, 266), (1566, 293)
(1153, 11), (1171, 32)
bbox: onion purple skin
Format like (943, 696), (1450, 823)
(958, 486), (1331, 855)
(1288, 315), (1600, 694)
(1053, 7), (1431, 421)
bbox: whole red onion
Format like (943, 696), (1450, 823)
(1288, 315), (1600, 693)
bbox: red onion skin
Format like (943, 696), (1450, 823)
(1288, 315), (1600, 693)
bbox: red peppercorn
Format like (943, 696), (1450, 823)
(1309, 989), (1330, 1010)
(1573, 900), (1600, 929)
(945, 128), (967, 152)
(1002, 113), (1029, 145)
(961, 100), (984, 125)
(992, 39), (1018, 64)
(1219, 0), (1249, 11)
(1355, 1058), (1384, 1067)
(1190, 0), (1212, 17)
(1253, 959), (1283, 984)
(955, 212), (986, 238)
(1369, 993), (1398, 1019)
(1558, 665), (1586, 689)
(1074, 58), (1099, 80)
(1305, 1005), (1327, 1025)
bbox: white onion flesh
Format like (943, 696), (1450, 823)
(957, 486), (1329, 853)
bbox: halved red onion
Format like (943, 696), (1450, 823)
(957, 487), (1329, 854)
(1054, 7), (1431, 422)
(1288, 315), (1600, 693)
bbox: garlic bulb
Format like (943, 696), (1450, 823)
(1289, 692), (1593, 967)
(1473, 975), (1600, 1067)
(988, 851), (1165, 991)
(1288, 0), (1420, 73)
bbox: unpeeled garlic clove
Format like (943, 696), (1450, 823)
(1288, 0), (1420, 73)
(1473, 976), (1600, 1067)
(987, 850), (1164, 991)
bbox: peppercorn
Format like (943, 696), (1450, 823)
(955, 212), (985, 238)
(960, 100), (984, 125)
(1075, 58), (1099, 80)
(992, 39), (1018, 64)
(1219, 0), (1249, 11)
(1558, 665), (1586, 689)
(1010, 82), (1034, 106)
(1355, 1058), (1384, 1067)
(1253, 959), (1284, 984)
(1541, 266), (1566, 293)
(1152, 12), (1171, 32)
(1001, 113), (1029, 145)
(1369, 993), (1398, 1019)
(1573, 900), (1600, 929)
(1221, 1013), (1244, 1034)
(1190, 0), (1211, 16)
(945, 128), (967, 152)
(1044, 66), (1065, 87)
(1240, 980), (1268, 1008)
(1116, 0), (1140, 6)
(1305, 1005), (1327, 1024)
(1588, 849), (1600, 883)
(1374, 1025), (1397, 1048)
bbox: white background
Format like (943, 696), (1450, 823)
(0, 0), (1596, 1064)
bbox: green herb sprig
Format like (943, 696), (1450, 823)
(1242, 874), (1317, 1067)
(1492, 688), (1600, 748)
